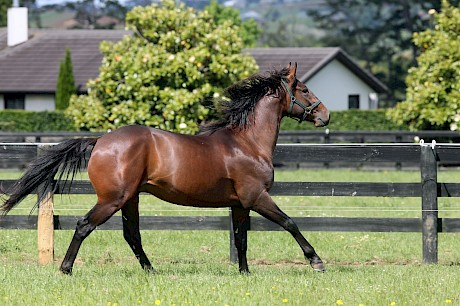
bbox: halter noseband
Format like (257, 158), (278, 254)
(281, 79), (322, 123)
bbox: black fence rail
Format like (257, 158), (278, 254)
(1, 142), (460, 264)
(277, 130), (460, 144)
(0, 131), (104, 144)
(1, 130), (460, 144)
(2, 131), (460, 169)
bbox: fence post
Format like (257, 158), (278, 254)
(420, 141), (438, 264)
(37, 145), (54, 265)
(229, 209), (238, 263)
(324, 129), (330, 168)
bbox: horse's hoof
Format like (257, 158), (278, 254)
(143, 266), (155, 274)
(239, 269), (250, 275)
(310, 261), (326, 272)
(60, 267), (73, 275)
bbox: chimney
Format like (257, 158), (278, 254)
(7, 0), (28, 47)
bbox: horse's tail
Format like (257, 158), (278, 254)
(0, 137), (99, 215)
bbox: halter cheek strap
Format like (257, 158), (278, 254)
(281, 79), (322, 123)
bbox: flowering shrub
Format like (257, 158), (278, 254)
(67, 0), (258, 133)
(387, 0), (460, 131)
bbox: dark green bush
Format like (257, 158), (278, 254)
(0, 110), (75, 131)
(281, 109), (409, 131)
(0, 121), (16, 131)
(0, 109), (407, 132)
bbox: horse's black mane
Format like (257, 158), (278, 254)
(199, 67), (290, 134)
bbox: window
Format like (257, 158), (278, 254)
(4, 94), (25, 109)
(348, 95), (360, 109)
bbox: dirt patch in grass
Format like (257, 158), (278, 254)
(249, 257), (424, 267)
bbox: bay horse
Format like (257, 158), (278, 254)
(0, 63), (329, 274)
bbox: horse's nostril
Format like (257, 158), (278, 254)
(315, 117), (329, 127)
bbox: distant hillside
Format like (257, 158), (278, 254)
(29, 8), (124, 29)
(29, 10), (74, 28)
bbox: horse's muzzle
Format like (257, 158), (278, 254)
(314, 115), (330, 127)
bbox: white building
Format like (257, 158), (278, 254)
(246, 48), (387, 110)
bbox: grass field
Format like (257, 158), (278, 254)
(1, 169), (460, 305)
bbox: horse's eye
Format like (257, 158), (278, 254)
(301, 88), (309, 94)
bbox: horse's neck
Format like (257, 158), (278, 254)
(240, 95), (283, 157)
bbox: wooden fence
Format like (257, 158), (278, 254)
(277, 130), (460, 144)
(2, 130), (460, 169)
(1, 130), (460, 144)
(1, 142), (460, 265)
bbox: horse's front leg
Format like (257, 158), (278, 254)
(231, 206), (250, 273)
(251, 191), (325, 272)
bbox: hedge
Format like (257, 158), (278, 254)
(280, 109), (409, 131)
(0, 109), (407, 132)
(0, 110), (75, 132)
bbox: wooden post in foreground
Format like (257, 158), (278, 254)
(420, 141), (438, 264)
(37, 145), (54, 265)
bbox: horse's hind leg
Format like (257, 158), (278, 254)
(60, 202), (120, 275)
(122, 195), (153, 272)
(231, 207), (250, 273)
(251, 191), (325, 272)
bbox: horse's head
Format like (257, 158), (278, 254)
(281, 63), (330, 127)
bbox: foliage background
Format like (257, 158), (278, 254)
(0, 110), (75, 131)
(2, 1), (457, 132)
(5, 0), (460, 109)
(280, 110), (408, 131)
(387, 1), (460, 131)
(65, 0), (258, 133)
(0, 110), (405, 132)
(204, 0), (261, 48)
(308, 0), (443, 105)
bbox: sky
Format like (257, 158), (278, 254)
(35, 0), (107, 7)
(36, 0), (66, 4)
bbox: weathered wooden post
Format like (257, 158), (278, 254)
(37, 145), (54, 265)
(420, 140), (438, 264)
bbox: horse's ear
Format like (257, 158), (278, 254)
(287, 62), (297, 81)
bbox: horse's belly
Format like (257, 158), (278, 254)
(140, 178), (239, 207)
(141, 129), (241, 207)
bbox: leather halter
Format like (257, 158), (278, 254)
(281, 79), (322, 123)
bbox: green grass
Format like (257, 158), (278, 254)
(1, 230), (460, 305)
(2, 169), (460, 305)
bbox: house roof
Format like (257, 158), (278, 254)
(0, 29), (387, 94)
(0, 29), (128, 93)
(246, 48), (388, 93)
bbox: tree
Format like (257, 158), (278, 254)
(101, 0), (127, 23)
(64, 0), (126, 29)
(387, 1), (460, 130)
(308, 0), (447, 105)
(204, 0), (261, 48)
(66, 0), (258, 133)
(65, 0), (99, 29)
(257, 6), (322, 48)
(21, 0), (42, 28)
(55, 48), (76, 110)
(0, 0), (9, 27)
